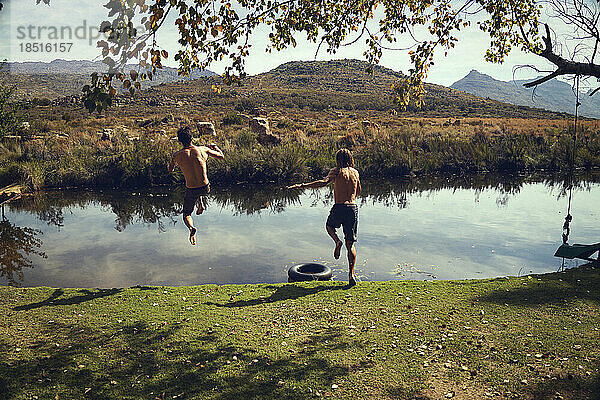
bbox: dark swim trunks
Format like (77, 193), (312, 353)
(326, 203), (358, 242)
(183, 184), (210, 216)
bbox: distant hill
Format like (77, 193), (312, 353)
(6, 59), (571, 119)
(155, 59), (567, 118)
(451, 70), (600, 119)
(4, 59), (217, 100)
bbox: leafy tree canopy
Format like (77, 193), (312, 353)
(10, 0), (600, 112)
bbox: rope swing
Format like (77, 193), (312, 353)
(561, 74), (580, 245)
(554, 75), (600, 266)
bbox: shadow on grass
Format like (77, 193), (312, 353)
(476, 264), (599, 306)
(205, 283), (349, 308)
(522, 364), (600, 400)
(0, 321), (370, 399)
(12, 288), (124, 311)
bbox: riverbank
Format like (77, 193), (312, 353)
(2, 115), (600, 191)
(1, 266), (598, 399)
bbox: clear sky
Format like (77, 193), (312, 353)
(0, 0), (565, 87)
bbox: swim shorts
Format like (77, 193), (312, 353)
(183, 184), (210, 216)
(326, 203), (358, 242)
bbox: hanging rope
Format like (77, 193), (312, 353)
(562, 74), (580, 245)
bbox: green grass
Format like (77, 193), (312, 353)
(1, 266), (599, 399)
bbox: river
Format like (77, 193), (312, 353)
(1, 173), (598, 287)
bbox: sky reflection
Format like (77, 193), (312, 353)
(1, 175), (599, 287)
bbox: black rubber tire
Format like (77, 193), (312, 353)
(288, 263), (333, 282)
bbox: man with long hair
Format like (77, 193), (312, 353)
(168, 126), (224, 245)
(288, 148), (361, 286)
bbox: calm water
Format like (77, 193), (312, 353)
(1, 174), (599, 287)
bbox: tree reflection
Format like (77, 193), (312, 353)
(5, 172), (599, 232)
(0, 208), (47, 286)
(210, 186), (303, 215)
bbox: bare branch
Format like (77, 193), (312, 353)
(524, 23), (600, 88)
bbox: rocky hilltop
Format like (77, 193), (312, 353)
(451, 70), (600, 119)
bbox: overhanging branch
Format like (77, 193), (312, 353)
(523, 23), (600, 88)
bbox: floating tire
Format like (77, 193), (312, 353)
(288, 263), (332, 282)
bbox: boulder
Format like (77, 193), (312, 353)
(249, 117), (271, 135)
(249, 117), (280, 144)
(197, 122), (216, 136)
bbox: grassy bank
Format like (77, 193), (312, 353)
(1, 266), (598, 399)
(2, 114), (600, 191)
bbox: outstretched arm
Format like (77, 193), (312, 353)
(287, 168), (337, 190)
(288, 179), (329, 190)
(207, 144), (224, 159)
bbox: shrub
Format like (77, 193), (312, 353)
(222, 112), (243, 126)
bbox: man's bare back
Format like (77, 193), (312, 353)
(171, 145), (211, 188)
(326, 167), (361, 204)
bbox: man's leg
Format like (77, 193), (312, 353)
(195, 196), (205, 215)
(345, 240), (357, 286)
(183, 214), (197, 245)
(326, 225), (343, 260)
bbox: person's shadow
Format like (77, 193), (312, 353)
(205, 283), (349, 308)
(13, 288), (123, 311)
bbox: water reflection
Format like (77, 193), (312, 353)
(1, 172), (599, 287)
(0, 206), (47, 286)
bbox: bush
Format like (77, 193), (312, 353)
(222, 112), (243, 126)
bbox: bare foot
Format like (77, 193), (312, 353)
(333, 241), (343, 259)
(189, 227), (197, 245)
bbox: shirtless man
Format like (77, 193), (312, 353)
(168, 126), (224, 245)
(288, 149), (361, 286)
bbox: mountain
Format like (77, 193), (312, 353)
(3, 59), (217, 100)
(221, 59), (568, 118)
(451, 70), (600, 119)
(5, 58), (570, 119)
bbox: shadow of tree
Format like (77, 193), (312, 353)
(12, 288), (124, 311)
(476, 264), (599, 306)
(522, 363), (600, 400)
(205, 283), (348, 308)
(0, 321), (370, 399)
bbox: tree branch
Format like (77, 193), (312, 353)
(524, 23), (600, 88)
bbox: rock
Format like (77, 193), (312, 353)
(197, 122), (216, 136)
(249, 117), (271, 135)
(252, 117), (280, 145)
